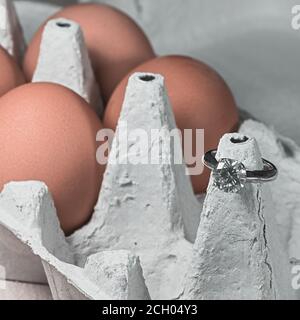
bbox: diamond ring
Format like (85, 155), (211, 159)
(202, 150), (278, 193)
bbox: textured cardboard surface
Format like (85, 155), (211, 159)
(33, 17), (103, 115)
(0, 281), (52, 300)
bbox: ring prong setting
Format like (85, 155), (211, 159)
(213, 158), (247, 193)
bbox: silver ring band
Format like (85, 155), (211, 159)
(202, 150), (278, 192)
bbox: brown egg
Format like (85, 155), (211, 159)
(0, 83), (105, 235)
(104, 55), (239, 194)
(23, 3), (155, 104)
(0, 46), (25, 98)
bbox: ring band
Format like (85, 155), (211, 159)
(202, 150), (278, 192)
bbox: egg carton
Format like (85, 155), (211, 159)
(0, 0), (300, 300)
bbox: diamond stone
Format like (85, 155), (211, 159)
(213, 158), (247, 193)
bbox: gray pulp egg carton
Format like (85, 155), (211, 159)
(0, 0), (300, 300)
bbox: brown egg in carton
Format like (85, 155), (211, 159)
(0, 0), (300, 300)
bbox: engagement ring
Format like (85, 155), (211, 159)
(203, 150), (278, 193)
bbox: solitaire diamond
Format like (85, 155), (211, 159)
(213, 158), (247, 193)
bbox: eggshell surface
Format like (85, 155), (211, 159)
(0, 46), (25, 98)
(104, 55), (239, 194)
(0, 83), (105, 234)
(23, 3), (155, 103)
